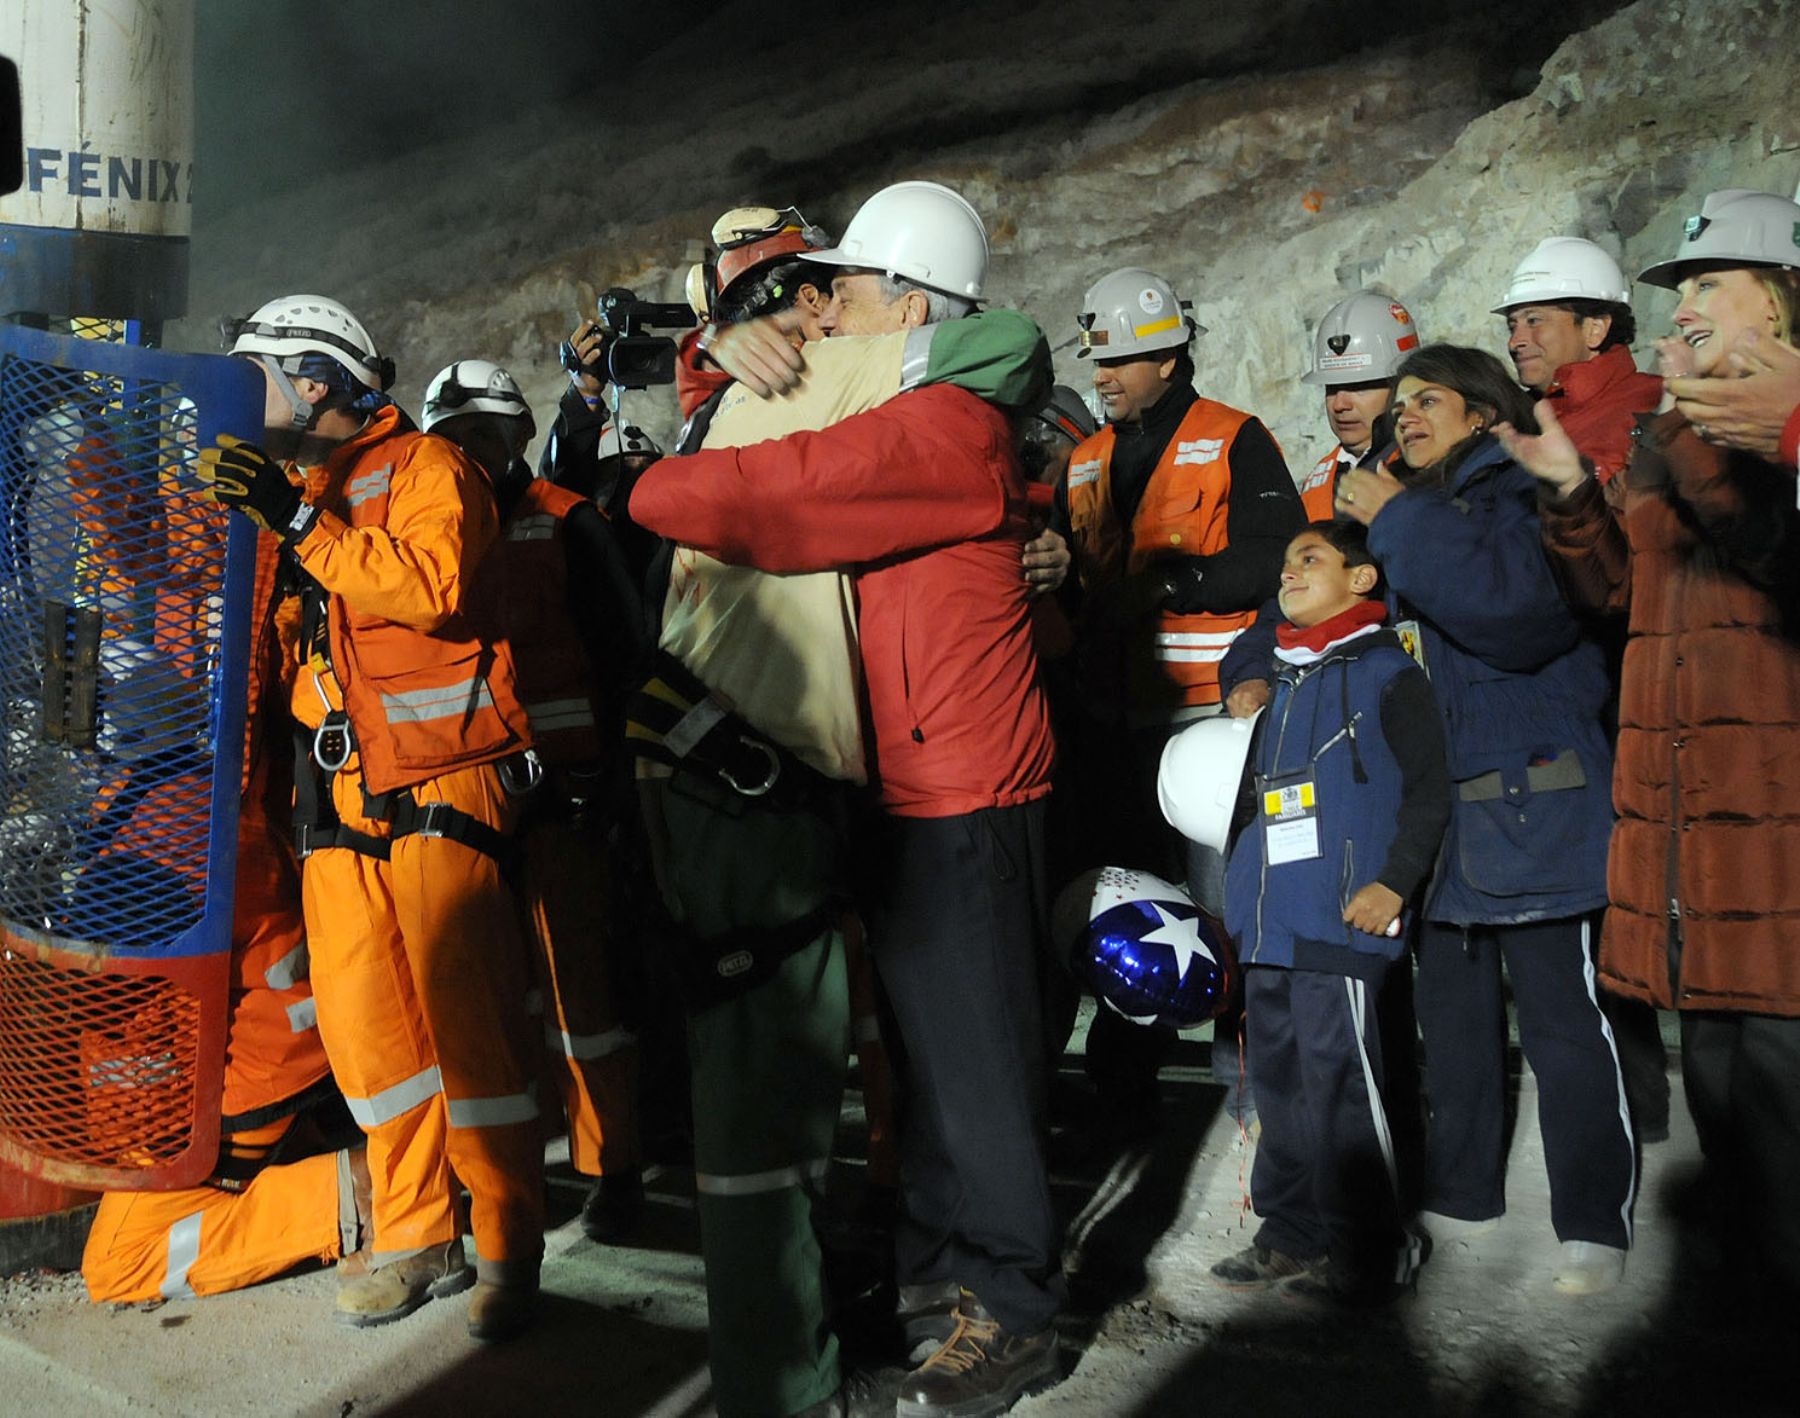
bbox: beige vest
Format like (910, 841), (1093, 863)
(658, 333), (908, 784)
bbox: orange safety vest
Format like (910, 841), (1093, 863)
(299, 414), (530, 795)
(1066, 399), (1260, 710)
(479, 480), (605, 768)
(1298, 446), (1349, 523)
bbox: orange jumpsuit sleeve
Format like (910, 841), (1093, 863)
(290, 439), (497, 632)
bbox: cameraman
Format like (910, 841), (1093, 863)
(538, 321), (664, 591)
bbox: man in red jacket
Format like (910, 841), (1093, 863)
(1494, 237), (1662, 485)
(633, 180), (1064, 1418)
(1494, 238), (1671, 1145)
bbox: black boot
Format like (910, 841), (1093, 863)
(579, 1165), (644, 1244)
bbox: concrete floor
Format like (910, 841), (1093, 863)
(0, 1016), (1790, 1417)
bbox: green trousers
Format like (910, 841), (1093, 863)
(689, 929), (850, 1417)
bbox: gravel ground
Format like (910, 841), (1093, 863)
(1, 1012), (1789, 1416)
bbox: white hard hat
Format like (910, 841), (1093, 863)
(805, 180), (988, 300)
(596, 424), (660, 462)
(224, 294), (394, 391)
(421, 360), (534, 435)
(1639, 188), (1800, 289)
(1301, 290), (1422, 385)
(1076, 267), (1197, 360)
(1492, 237), (1631, 312)
(1157, 709), (1261, 854)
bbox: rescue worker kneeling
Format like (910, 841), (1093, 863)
(201, 296), (544, 1341)
(85, 539), (365, 1304)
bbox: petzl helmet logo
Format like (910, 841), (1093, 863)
(1326, 334), (1352, 356)
(1684, 214), (1710, 242)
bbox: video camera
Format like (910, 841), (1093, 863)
(559, 287), (699, 391)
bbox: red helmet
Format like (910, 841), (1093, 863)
(686, 206), (830, 319)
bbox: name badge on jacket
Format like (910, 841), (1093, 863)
(1260, 769), (1320, 865)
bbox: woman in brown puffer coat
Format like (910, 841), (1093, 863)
(1498, 188), (1800, 1311)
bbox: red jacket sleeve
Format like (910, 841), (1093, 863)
(629, 384), (1015, 573)
(674, 329), (732, 419)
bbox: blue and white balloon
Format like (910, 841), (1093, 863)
(1054, 866), (1238, 1030)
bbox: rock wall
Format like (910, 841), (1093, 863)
(181, 0), (1800, 471)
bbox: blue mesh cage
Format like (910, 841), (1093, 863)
(0, 325), (260, 960)
(0, 325), (263, 1187)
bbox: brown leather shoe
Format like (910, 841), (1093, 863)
(897, 1278), (963, 1360)
(466, 1278), (538, 1343)
(896, 1289), (1059, 1417)
(335, 1239), (473, 1327)
(1208, 1243), (1318, 1288)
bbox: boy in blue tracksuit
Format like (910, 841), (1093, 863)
(1211, 521), (1450, 1303)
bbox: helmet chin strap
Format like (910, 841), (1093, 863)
(253, 355), (321, 432)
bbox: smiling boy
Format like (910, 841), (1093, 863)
(1212, 520), (1449, 1305)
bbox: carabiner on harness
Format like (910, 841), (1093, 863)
(497, 748), (545, 797)
(719, 736), (780, 798)
(313, 711), (353, 773)
(309, 673), (352, 772)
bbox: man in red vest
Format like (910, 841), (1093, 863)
(1058, 267), (1303, 1118)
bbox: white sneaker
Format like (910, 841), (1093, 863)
(1552, 1240), (1626, 1295)
(1416, 1209), (1500, 1244)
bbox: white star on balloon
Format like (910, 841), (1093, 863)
(1141, 903), (1216, 982)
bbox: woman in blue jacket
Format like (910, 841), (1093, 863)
(1334, 344), (1636, 1296)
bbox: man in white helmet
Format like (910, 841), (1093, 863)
(1295, 291), (1421, 520)
(632, 180), (1065, 1418)
(1222, 291), (1423, 721)
(199, 297), (545, 1340)
(1057, 267), (1302, 1131)
(1495, 240), (1669, 1144)
(1495, 236), (1661, 485)
(421, 359), (650, 1249)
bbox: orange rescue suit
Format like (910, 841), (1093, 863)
(482, 480), (604, 764)
(286, 409), (543, 1284)
(480, 479), (639, 1178)
(1066, 399), (1261, 709)
(290, 405), (528, 792)
(85, 539), (345, 1304)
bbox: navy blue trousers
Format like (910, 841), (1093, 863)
(1415, 915), (1636, 1248)
(1246, 963), (1405, 1277)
